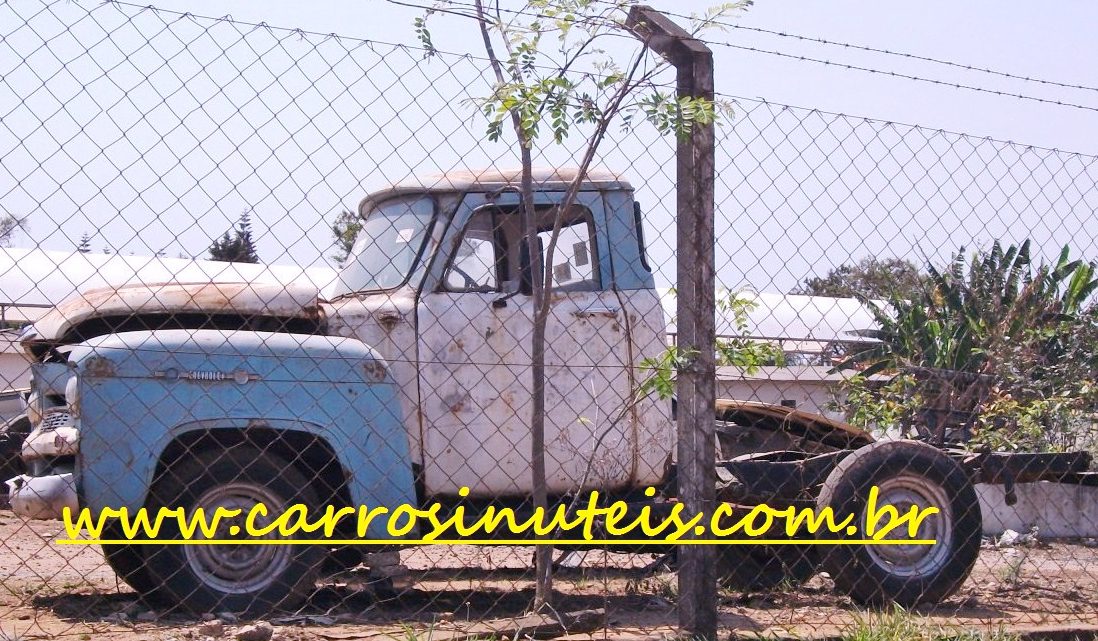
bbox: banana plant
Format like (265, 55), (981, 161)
(838, 240), (1098, 448)
(841, 240), (1097, 379)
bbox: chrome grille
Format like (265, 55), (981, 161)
(39, 410), (74, 432)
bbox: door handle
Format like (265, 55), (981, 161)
(374, 310), (404, 329)
(572, 306), (620, 319)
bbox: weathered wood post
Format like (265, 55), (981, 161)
(626, 6), (718, 640)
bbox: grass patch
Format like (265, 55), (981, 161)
(841, 608), (1019, 641)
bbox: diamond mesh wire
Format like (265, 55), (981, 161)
(0, 1), (1096, 639)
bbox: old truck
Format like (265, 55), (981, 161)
(7, 168), (999, 613)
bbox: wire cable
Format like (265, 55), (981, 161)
(593, 0), (1098, 96)
(708, 39), (1098, 114)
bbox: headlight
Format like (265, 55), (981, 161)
(26, 392), (41, 426)
(65, 377), (80, 418)
(18, 323), (37, 344)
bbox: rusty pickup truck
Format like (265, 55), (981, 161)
(7, 168), (996, 613)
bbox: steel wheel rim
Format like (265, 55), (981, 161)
(183, 481), (292, 595)
(863, 473), (953, 579)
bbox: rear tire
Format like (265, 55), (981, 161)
(144, 446), (323, 614)
(817, 440), (981, 607)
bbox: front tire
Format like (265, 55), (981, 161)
(817, 440), (981, 607)
(144, 446), (323, 614)
(101, 521), (163, 599)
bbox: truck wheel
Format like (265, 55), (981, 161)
(101, 522), (163, 599)
(144, 447), (323, 614)
(717, 544), (818, 591)
(817, 440), (981, 607)
(0, 414), (31, 487)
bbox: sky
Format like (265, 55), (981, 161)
(2, 0), (1098, 296)
(118, 0), (1098, 154)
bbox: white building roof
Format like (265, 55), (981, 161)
(661, 288), (880, 353)
(0, 248), (336, 324)
(0, 249), (881, 355)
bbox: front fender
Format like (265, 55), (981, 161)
(72, 329), (417, 535)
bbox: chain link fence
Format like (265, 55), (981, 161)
(1, 1), (1096, 639)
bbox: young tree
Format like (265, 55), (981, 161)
(330, 209), (362, 265)
(208, 211), (261, 263)
(76, 232), (92, 254)
(415, 0), (746, 611)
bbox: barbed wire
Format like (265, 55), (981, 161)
(707, 40), (1098, 114)
(590, 0), (1098, 96)
(715, 92), (1098, 160)
(94, 0), (1098, 122)
(78, 0), (1098, 163)
(391, 0), (1098, 115)
(19, 0), (1098, 167)
(6, 0), (1081, 264)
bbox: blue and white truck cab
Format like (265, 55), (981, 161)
(6, 168), (984, 613)
(8, 169), (674, 610)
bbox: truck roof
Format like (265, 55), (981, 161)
(364, 167), (633, 204)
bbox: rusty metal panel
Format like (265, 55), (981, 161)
(623, 287), (676, 487)
(714, 399), (875, 450)
(325, 289), (423, 467)
(358, 168), (633, 212)
(28, 281), (321, 343)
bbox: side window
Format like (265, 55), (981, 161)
(539, 218), (599, 291)
(443, 210), (505, 293)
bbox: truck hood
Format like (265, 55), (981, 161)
(22, 281), (322, 345)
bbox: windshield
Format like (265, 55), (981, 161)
(330, 195), (435, 296)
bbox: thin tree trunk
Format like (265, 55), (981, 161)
(471, 0), (552, 610)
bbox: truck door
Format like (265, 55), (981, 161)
(416, 192), (638, 498)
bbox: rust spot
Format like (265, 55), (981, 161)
(442, 391), (468, 413)
(82, 356), (116, 378)
(190, 283), (238, 309)
(453, 337), (464, 350)
(47, 281), (323, 341)
(362, 360), (387, 383)
(375, 310), (403, 332)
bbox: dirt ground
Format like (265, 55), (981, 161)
(1, 509), (1096, 641)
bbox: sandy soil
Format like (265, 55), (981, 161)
(1, 509), (1096, 640)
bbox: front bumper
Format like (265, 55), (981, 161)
(6, 472), (77, 519)
(7, 408), (80, 520)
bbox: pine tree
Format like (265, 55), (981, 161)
(208, 211), (261, 263)
(0, 215), (26, 248)
(330, 209), (361, 265)
(77, 232), (92, 254)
